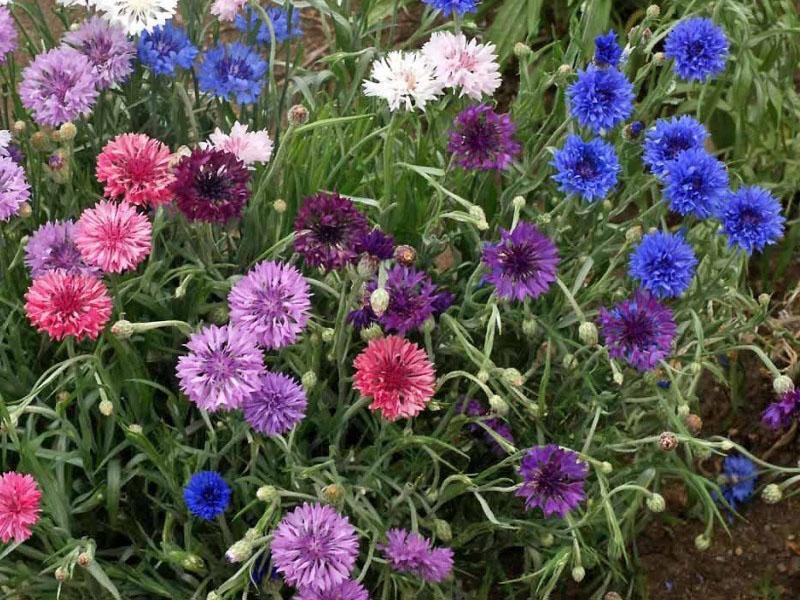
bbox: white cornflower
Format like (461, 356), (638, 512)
(421, 31), (501, 100)
(207, 122), (273, 166)
(95, 0), (177, 36)
(363, 51), (443, 112)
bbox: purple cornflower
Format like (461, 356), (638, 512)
(664, 17), (729, 82)
(642, 116), (708, 178)
(551, 134), (620, 202)
(175, 324), (265, 412)
(228, 260), (311, 349)
(172, 148), (251, 223)
(663, 148), (728, 219)
(597, 289), (677, 371)
(20, 47), (100, 127)
(380, 528), (454, 583)
(295, 580), (369, 600)
(63, 17), (135, 89)
(24, 220), (99, 277)
(448, 104), (521, 171)
(356, 228), (395, 261)
(293, 192), (369, 271)
(482, 220), (559, 302)
(0, 7), (18, 62)
(456, 398), (515, 455)
(762, 389), (800, 431)
(568, 66), (634, 133)
(0, 156), (30, 221)
(271, 503), (359, 592)
(516, 445), (588, 518)
(629, 230), (697, 298)
(242, 371), (307, 437)
(718, 186), (785, 255)
(594, 31), (622, 68)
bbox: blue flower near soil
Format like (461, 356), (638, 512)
(137, 22), (198, 77)
(198, 43), (267, 105)
(718, 455), (757, 512)
(629, 230), (697, 298)
(183, 471), (231, 520)
(568, 66), (634, 133)
(664, 17), (729, 82)
(662, 148), (728, 219)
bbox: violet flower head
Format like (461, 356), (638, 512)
(762, 389), (800, 431)
(293, 192), (370, 271)
(228, 260), (311, 349)
(448, 104), (521, 171)
(516, 444), (587, 518)
(597, 289), (677, 372)
(271, 502), (359, 592)
(356, 228), (395, 261)
(63, 16), (135, 89)
(0, 156), (31, 221)
(294, 580), (369, 600)
(20, 47), (100, 127)
(242, 371), (307, 437)
(25, 220), (99, 277)
(482, 220), (559, 302)
(718, 455), (757, 512)
(380, 528), (454, 583)
(0, 7), (18, 63)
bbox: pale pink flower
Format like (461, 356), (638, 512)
(208, 122), (273, 166)
(75, 201), (152, 273)
(210, 0), (246, 21)
(421, 32), (501, 100)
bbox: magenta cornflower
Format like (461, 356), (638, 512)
(96, 133), (175, 207)
(228, 260), (311, 350)
(175, 324), (265, 412)
(75, 201), (152, 273)
(271, 502), (359, 592)
(0, 472), (41, 544)
(448, 104), (521, 171)
(63, 16), (135, 89)
(516, 445), (588, 518)
(25, 220), (99, 277)
(242, 371), (307, 437)
(0, 155), (31, 221)
(380, 528), (454, 583)
(172, 148), (251, 222)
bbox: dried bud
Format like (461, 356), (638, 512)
(111, 319), (134, 339)
(578, 321), (598, 346)
(288, 104), (309, 125)
(99, 399), (114, 416)
(394, 244), (417, 266)
(30, 131), (49, 151)
(684, 413), (703, 435)
(256, 485), (279, 503)
(18, 202), (32, 218)
(273, 198), (287, 213)
(571, 565), (585, 582)
(360, 323), (383, 342)
(513, 42), (531, 58)
(646, 493), (666, 513)
(488, 394), (508, 417)
(773, 375), (794, 395)
(59, 122), (77, 141)
(645, 4), (660, 18)
(77, 552), (92, 567)
(694, 534), (710, 551)
(301, 371), (317, 390)
(322, 483), (345, 504)
(658, 431), (678, 452)
(369, 287), (390, 317)
(761, 483), (782, 504)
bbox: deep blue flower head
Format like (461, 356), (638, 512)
(183, 471), (231, 520)
(568, 66), (634, 133)
(422, 0), (478, 16)
(643, 116), (708, 178)
(137, 22), (198, 77)
(663, 148), (728, 219)
(627, 120), (644, 138)
(719, 455), (757, 511)
(198, 43), (267, 105)
(551, 134), (619, 202)
(629, 231), (697, 298)
(235, 7), (302, 45)
(718, 186), (785, 255)
(594, 31), (622, 68)
(664, 17), (729, 82)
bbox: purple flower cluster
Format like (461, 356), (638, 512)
(516, 445), (587, 518)
(379, 528), (454, 583)
(448, 104), (521, 171)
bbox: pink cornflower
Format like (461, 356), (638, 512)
(353, 335), (436, 421)
(25, 270), (113, 341)
(75, 201), (152, 273)
(210, 0), (247, 21)
(96, 133), (175, 207)
(0, 472), (41, 544)
(421, 31), (501, 100)
(207, 121), (273, 166)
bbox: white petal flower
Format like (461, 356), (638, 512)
(208, 122), (274, 166)
(95, 0), (177, 35)
(422, 31), (501, 100)
(362, 51), (443, 112)
(209, 0), (247, 22)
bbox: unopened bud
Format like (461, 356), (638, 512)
(562, 353), (577, 370)
(684, 413), (702, 435)
(30, 131), (49, 151)
(557, 64), (573, 75)
(209, 305), (229, 325)
(433, 518), (452, 542)
(360, 323), (383, 342)
(599, 461), (613, 474)
(301, 371), (317, 390)
(12, 120), (26, 135)
(720, 439), (734, 451)
(207, 592), (222, 600)
(773, 375), (794, 395)
(522, 319), (537, 337)
(394, 244), (416, 266)
(18, 202), (32, 218)
(502, 368), (523, 387)
(646, 493), (666, 513)
(513, 42), (531, 58)
(488, 394), (508, 417)
(540, 532), (554, 547)
(225, 538), (254, 563)
(578, 322), (598, 346)
(288, 104), (309, 125)
(421, 316), (436, 334)
(59, 122), (77, 141)
(571, 565), (585, 582)
(694, 534), (710, 551)
(99, 399), (114, 416)
(511, 195), (526, 210)
(658, 431), (678, 452)
(677, 403), (690, 417)
(320, 328), (335, 343)
(625, 225), (643, 243)
(758, 293), (770, 307)
(128, 424), (143, 434)
(256, 485), (279, 503)
(369, 287), (390, 317)
(322, 483), (345, 504)
(55, 566), (68, 581)
(77, 552), (92, 567)
(613, 371), (624, 385)
(111, 319), (134, 339)
(604, 593), (623, 600)
(468, 205), (487, 228)
(273, 198), (287, 213)
(476, 369), (490, 383)
(761, 483), (782, 504)
(653, 51), (666, 65)
(645, 4), (660, 18)
(57, 391), (70, 404)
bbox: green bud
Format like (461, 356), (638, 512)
(256, 485), (279, 503)
(369, 287), (390, 316)
(99, 399), (114, 416)
(578, 321), (598, 346)
(488, 394), (509, 417)
(645, 4), (660, 18)
(522, 319), (537, 337)
(111, 319), (134, 339)
(540, 532), (554, 547)
(646, 493), (666, 513)
(694, 534), (710, 551)
(761, 483), (782, 504)
(511, 195), (526, 209)
(320, 328), (335, 344)
(301, 371), (317, 390)
(571, 565), (585, 582)
(773, 375), (794, 395)
(513, 42), (531, 58)
(225, 538), (254, 563)
(433, 518), (452, 542)
(360, 323), (383, 342)
(502, 368), (524, 387)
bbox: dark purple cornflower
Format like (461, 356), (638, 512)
(172, 148), (251, 223)
(379, 528), (454, 583)
(448, 104), (521, 171)
(597, 289), (677, 372)
(516, 444), (587, 518)
(482, 220), (559, 302)
(242, 371), (307, 437)
(293, 192), (370, 271)
(356, 228), (395, 261)
(762, 389), (800, 431)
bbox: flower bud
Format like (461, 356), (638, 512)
(562, 353), (577, 370)
(128, 424), (143, 434)
(207, 592), (222, 600)
(18, 202), (32, 218)
(613, 371), (624, 385)
(468, 205), (487, 229)
(322, 483), (345, 504)
(57, 391), (70, 404)
(511, 195), (526, 210)
(288, 104), (309, 125)
(55, 566), (69, 581)
(209, 305), (229, 325)
(557, 64), (573, 75)
(30, 131), (49, 151)
(502, 368), (524, 387)
(273, 198), (287, 213)
(646, 493), (666, 513)
(77, 552), (92, 567)
(320, 328), (335, 343)
(431, 518), (452, 542)
(571, 565), (585, 582)
(422, 316), (436, 334)
(761, 483), (782, 504)
(773, 375), (794, 395)
(225, 538), (254, 563)
(645, 4), (660, 18)
(369, 287), (390, 317)
(758, 293), (770, 307)
(604, 593), (623, 600)
(677, 403), (690, 417)
(488, 394), (509, 417)
(694, 534), (710, 551)
(301, 371), (317, 390)
(476, 369), (490, 383)
(99, 399), (114, 416)
(658, 431), (678, 452)
(522, 319), (537, 337)
(59, 122), (77, 141)
(684, 413), (702, 435)
(394, 244), (417, 266)
(625, 225), (643, 243)
(111, 319), (134, 339)
(578, 321), (598, 346)
(256, 485), (279, 503)
(513, 42), (531, 58)
(653, 51), (666, 65)
(360, 323), (383, 342)
(12, 120), (26, 135)
(599, 461), (613, 474)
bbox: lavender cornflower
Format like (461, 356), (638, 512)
(380, 528), (454, 583)
(516, 445), (588, 518)
(422, 0), (477, 16)
(551, 134), (620, 202)
(228, 260), (311, 350)
(762, 389), (800, 431)
(664, 17), (729, 82)
(271, 503), (359, 592)
(662, 148), (728, 219)
(20, 47), (100, 127)
(198, 42), (268, 105)
(642, 116), (708, 178)
(293, 192), (369, 271)
(235, 7), (302, 45)
(718, 186), (785, 255)
(25, 220), (99, 277)
(0, 156), (31, 221)
(183, 471), (231, 520)
(597, 290), (677, 371)
(568, 66), (634, 133)
(242, 372), (307, 437)
(594, 31), (622, 68)
(175, 324), (265, 412)
(629, 231), (697, 298)
(448, 104), (521, 171)
(0, 7), (18, 62)
(295, 580), (369, 600)
(137, 22), (198, 77)
(482, 220), (559, 302)
(718, 455), (757, 512)
(63, 17), (135, 89)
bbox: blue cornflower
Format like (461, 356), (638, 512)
(718, 455), (757, 512)
(568, 66), (634, 133)
(422, 0), (478, 16)
(664, 17), (729, 82)
(198, 43), (267, 105)
(235, 7), (302, 45)
(629, 231), (697, 298)
(183, 471), (231, 520)
(663, 148), (728, 219)
(551, 134), (619, 202)
(137, 22), (198, 77)
(594, 31), (622, 68)
(718, 186), (786, 255)
(642, 116), (708, 178)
